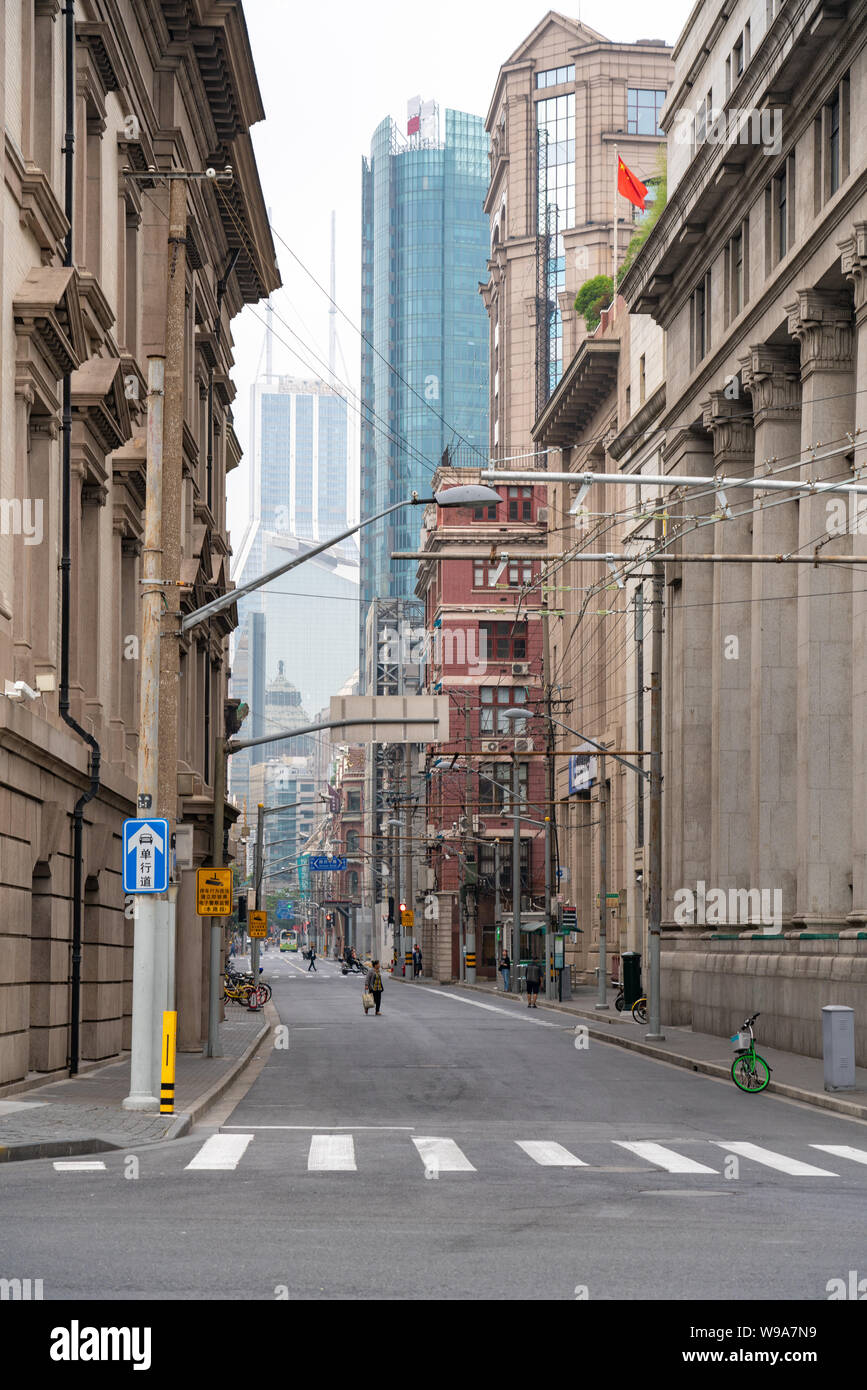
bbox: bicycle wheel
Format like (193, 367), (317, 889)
(632, 997), (647, 1024)
(731, 1053), (770, 1092)
(258, 982), (272, 1002)
(614, 994), (625, 1013)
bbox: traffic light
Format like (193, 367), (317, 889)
(237, 896), (247, 922)
(325, 912), (334, 927)
(399, 900), (408, 915)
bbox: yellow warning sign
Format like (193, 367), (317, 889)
(401, 908), (414, 928)
(249, 910), (267, 939)
(196, 867), (233, 916)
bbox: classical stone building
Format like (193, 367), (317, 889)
(614, 0), (867, 1058)
(481, 10), (672, 448)
(0, 1), (278, 1089)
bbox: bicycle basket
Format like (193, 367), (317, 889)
(731, 1031), (750, 1053)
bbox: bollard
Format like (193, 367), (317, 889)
(160, 1010), (177, 1114)
(822, 1004), (855, 1092)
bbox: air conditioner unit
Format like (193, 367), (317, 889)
(480, 740), (501, 754)
(511, 662), (529, 676)
(513, 738), (534, 753)
(473, 817), (487, 833)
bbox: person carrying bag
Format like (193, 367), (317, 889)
(363, 959), (384, 1015)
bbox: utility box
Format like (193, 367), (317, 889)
(621, 951), (642, 1008)
(822, 1005), (855, 1092)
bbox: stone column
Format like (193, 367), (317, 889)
(785, 289), (856, 928)
(661, 427), (715, 924)
(840, 224), (867, 924)
(703, 392), (755, 896)
(741, 345), (802, 922)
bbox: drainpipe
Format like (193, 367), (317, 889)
(60, 0), (101, 1075)
(206, 249), (239, 513)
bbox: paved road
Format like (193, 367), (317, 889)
(2, 948), (866, 1301)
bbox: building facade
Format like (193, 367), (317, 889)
(0, 0), (278, 1088)
(616, 0), (867, 1059)
(359, 103), (490, 641)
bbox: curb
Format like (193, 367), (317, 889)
(0, 1011), (272, 1161)
(430, 978), (867, 1123)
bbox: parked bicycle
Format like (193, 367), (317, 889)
(730, 1012), (771, 1092)
(631, 995), (647, 1024)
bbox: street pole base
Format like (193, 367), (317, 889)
(594, 1003), (610, 1011)
(122, 1094), (159, 1111)
(644, 1032), (665, 1041)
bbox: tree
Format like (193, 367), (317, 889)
(573, 274), (614, 332)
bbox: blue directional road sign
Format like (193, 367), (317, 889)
(309, 855), (347, 872)
(123, 817), (169, 893)
(275, 900), (294, 920)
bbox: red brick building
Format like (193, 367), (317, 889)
(414, 466), (551, 982)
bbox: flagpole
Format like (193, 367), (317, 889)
(613, 144), (619, 289)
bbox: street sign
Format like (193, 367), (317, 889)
(309, 855), (347, 871)
(123, 818), (169, 894)
(196, 867), (233, 916)
(248, 910), (267, 939)
(401, 908), (414, 927)
(275, 900), (294, 920)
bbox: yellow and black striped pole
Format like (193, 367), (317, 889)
(160, 1010), (177, 1114)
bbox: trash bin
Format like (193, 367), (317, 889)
(621, 951), (642, 1009)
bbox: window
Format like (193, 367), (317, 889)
(507, 486), (533, 521)
(639, 355), (646, 406)
(777, 165), (787, 258)
(627, 89), (667, 136)
(479, 761), (529, 812)
(726, 221), (748, 322)
(348, 871), (359, 896)
(480, 686), (527, 734)
(814, 77), (849, 211)
(828, 92), (840, 194)
(691, 271), (711, 367)
(472, 502), (497, 520)
(345, 790), (361, 813)
(474, 560), (533, 588)
(733, 33), (744, 80)
(346, 830), (360, 854)
(480, 621), (527, 662)
(536, 65), (575, 89)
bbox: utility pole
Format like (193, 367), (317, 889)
(123, 356), (165, 1110)
(253, 802), (265, 979)
(511, 756), (521, 987)
(206, 715), (226, 1058)
(404, 740), (414, 977)
(392, 754), (401, 973)
(463, 696), (471, 983)
(154, 174), (187, 1087)
(596, 753), (608, 1009)
(494, 838), (501, 984)
(646, 542), (665, 1040)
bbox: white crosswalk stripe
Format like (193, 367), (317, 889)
(53, 1160), (106, 1172)
(613, 1141), (718, 1174)
(308, 1135), (356, 1171)
(516, 1140), (587, 1167)
(412, 1136), (475, 1172)
(711, 1142), (837, 1176)
(185, 1134), (254, 1170)
(810, 1144), (867, 1166)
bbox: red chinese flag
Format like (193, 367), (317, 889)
(617, 156), (648, 211)
(407, 115), (420, 135)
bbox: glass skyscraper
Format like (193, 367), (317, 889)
(359, 105), (490, 637)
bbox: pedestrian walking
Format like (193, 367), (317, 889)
(499, 950), (511, 992)
(525, 956), (541, 1007)
(365, 959), (384, 1015)
(413, 944), (422, 978)
(307, 945), (317, 972)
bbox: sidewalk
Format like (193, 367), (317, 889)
(397, 974), (867, 1122)
(0, 1008), (270, 1163)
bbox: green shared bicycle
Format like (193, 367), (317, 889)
(730, 1012), (772, 1092)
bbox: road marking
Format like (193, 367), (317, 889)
(412, 1136), (475, 1172)
(711, 1142), (837, 1176)
(53, 1160), (106, 1171)
(613, 1141), (718, 1174)
(185, 1133), (254, 1170)
(221, 1125), (415, 1131)
(308, 1135), (356, 1171)
(416, 987), (564, 1028)
(810, 1144), (867, 1167)
(516, 1140), (587, 1167)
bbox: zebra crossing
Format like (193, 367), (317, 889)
(176, 1131), (867, 1180)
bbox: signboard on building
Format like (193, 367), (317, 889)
(568, 754), (597, 795)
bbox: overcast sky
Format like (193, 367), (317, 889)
(227, 0), (694, 545)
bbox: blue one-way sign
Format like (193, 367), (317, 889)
(123, 817), (169, 893)
(309, 855), (347, 872)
